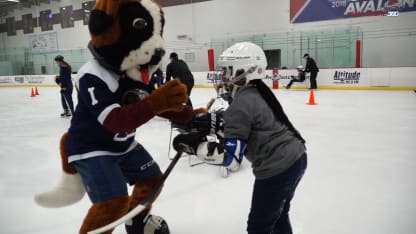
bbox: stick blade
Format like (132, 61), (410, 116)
(87, 204), (147, 234)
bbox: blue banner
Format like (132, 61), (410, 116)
(290, 0), (416, 23)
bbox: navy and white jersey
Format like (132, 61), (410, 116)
(66, 59), (156, 163)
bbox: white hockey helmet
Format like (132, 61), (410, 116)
(217, 42), (267, 85)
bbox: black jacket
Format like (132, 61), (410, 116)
(166, 59), (194, 85)
(305, 57), (319, 73)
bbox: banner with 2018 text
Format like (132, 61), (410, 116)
(290, 0), (416, 23)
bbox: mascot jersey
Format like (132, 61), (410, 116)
(66, 58), (155, 163)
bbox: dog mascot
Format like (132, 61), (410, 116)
(34, 0), (204, 233)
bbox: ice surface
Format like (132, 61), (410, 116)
(0, 87), (415, 234)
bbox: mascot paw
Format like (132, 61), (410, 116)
(146, 79), (188, 114)
(34, 172), (85, 208)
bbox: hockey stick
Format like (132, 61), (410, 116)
(206, 97), (216, 110)
(167, 123), (174, 159)
(87, 150), (183, 234)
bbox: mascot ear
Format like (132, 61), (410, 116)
(88, 9), (114, 35)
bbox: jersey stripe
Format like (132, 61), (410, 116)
(68, 141), (138, 163)
(98, 103), (120, 125)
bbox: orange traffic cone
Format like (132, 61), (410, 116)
(307, 89), (317, 105)
(31, 88), (36, 97)
(35, 86), (40, 95)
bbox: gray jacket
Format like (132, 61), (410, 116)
(223, 85), (306, 179)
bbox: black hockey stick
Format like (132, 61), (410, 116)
(88, 151), (183, 234)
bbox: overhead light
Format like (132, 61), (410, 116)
(7, 0), (20, 2)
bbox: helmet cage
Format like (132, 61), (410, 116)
(212, 64), (258, 87)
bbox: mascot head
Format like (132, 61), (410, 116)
(88, 0), (165, 84)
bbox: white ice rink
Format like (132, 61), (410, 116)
(0, 87), (415, 234)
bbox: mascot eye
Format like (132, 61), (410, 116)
(132, 18), (148, 30)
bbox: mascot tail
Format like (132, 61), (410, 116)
(34, 132), (86, 208)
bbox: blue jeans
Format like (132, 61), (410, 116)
(247, 153), (307, 234)
(72, 144), (161, 203)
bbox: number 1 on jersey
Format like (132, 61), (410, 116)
(88, 87), (98, 105)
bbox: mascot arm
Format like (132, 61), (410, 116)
(103, 100), (156, 133)
(158, 107), (207, 124)
(77, 74), (156, 133)
(158, 106), (193, 123)
(104, 80), (189, 133)
(78, 77), (188, 133)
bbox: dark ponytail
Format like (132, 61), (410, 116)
(62, 61), (72, 74)
(250, 79), (305, 143)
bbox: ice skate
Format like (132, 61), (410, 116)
(60, 110), (68, 117)
(60, 110), (72, 118)
(220, 166), (228, 177)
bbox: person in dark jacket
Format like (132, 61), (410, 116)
(285, 65), (306, 89)
(54, 55), (74, 117)
(166, 52), (194, 107)
(303, 53), (319, 90)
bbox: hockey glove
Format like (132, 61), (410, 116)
(195, 141), (226, 165)
(188, 137), (246, 171)
(55, 76), (62, 85)
(172, 131), (207, 155)
(223, 138), (247, 171)
(189, 111), (224, 137)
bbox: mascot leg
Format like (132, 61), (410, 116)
(34, 133), (86, 208)
(79, 195), (130, 234)
(125, 173), (170, 234)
